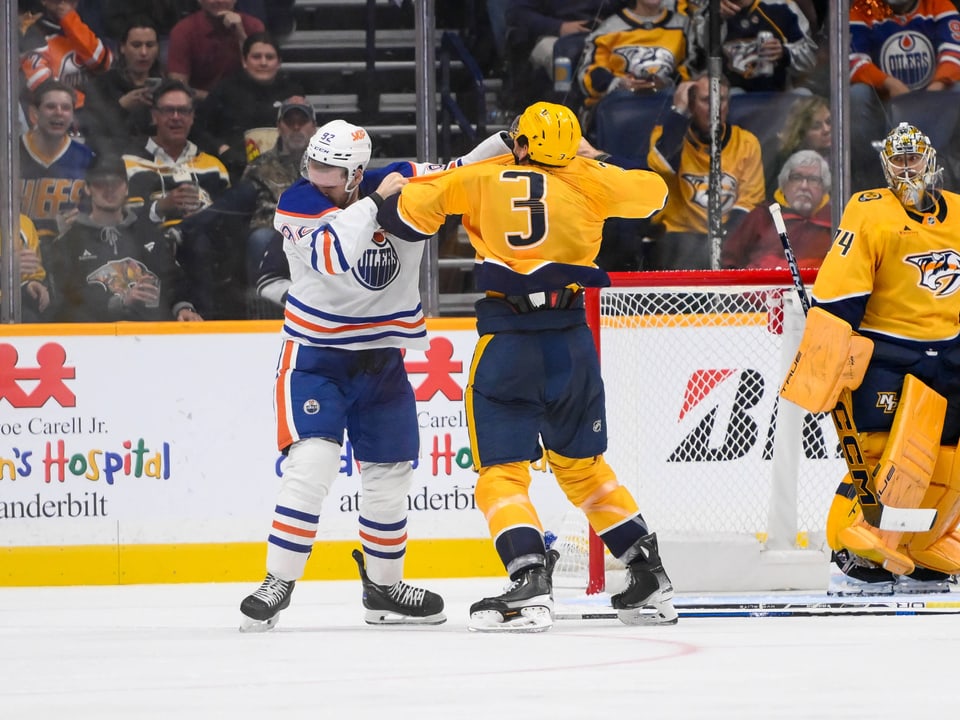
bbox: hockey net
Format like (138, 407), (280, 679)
(547, 270), (845, 594)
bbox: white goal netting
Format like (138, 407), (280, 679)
(548, 270), (846, 593)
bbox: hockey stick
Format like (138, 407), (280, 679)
(768, 203), (936, 532)
(555, 595), (960, 619)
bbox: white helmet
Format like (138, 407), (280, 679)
(302, 119), (372, 193)
(880, 122), (942, 210)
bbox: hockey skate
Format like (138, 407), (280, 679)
(239, 573), (296, 632)
(351, 549), (446, 625)
(610, 533), (678, 625)
(468, 549), (560, 633)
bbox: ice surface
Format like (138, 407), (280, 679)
(0, 578), (955, 719)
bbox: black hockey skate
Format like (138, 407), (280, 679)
(610, 533), (678, 625)
(351, 549), (446, 625)
(239, 573), (295, 632)
(468, 549), (560, 633)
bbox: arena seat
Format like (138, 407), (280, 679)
(727, 91), (800, 151)
(590, 90), (673, 163)
(886, 89), (960, 151)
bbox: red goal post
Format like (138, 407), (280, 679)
(554, 269), (844, 594)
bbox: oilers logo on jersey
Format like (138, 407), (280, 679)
(352, 231), (401, 290)
(880, 31), (935, 89)
(904, 249), (960, 296)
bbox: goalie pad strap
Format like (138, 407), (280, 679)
(779, 307), (874, 413)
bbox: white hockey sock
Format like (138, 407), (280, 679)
(266, 438), (341, 581)
(359, 461), (413, 586)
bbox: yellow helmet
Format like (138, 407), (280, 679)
(513, 101), (581, 167)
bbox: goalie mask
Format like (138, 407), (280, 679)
(880, 122), (942, 211)
(302, 119), (372, 193)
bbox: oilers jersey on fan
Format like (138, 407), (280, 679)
(850, 0), (960, 90)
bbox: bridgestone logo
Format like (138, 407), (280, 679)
(669, 369), (834, 462)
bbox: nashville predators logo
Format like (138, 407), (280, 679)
(875, 392), (898, 414)
(614, 46), (676, 82)
(904, 249), (960, 296)
(682, 172), (739, 214)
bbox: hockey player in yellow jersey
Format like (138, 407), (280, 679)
(378, 101), (678, 631)
(780, 122), (960, 592)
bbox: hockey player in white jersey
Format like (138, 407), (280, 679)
(239, 120), (512, 631)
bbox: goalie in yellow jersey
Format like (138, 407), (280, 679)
(781, 122), (960, 593)
(378, 101), (678, 631)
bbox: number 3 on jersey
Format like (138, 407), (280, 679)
(502, 170), (547, 248)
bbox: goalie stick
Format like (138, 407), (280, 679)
(768, 202), (936, 533)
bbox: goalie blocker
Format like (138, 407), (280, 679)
(780, 307), (960, 576)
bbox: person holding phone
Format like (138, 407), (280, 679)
(80, 16), (162, 154)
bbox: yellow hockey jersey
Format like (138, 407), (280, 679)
(813, 188), (960, 343)
(578, 9), (691, 107)
(647, 122), (765, 234)
(393, 154), (668, 294)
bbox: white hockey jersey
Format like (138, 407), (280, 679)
(273, 134), (510, 350)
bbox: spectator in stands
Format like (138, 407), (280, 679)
(19, 80), (94, 248)
(102, 0), (192, 43)
(646, 72), (766, 269)
(722, 149), (832, 270)
(49, 153), (203, 323)
(243, 97), (317, 306)
(20, 0), (113, 109)
(80, 16), (162, 154)
(166, 0), (266, 100)
(849, 0), (960, 190)
(577, 0), (692, 124)
(502, 0), (620, 109)
(765, 94), (830, 199)
(122, 80), (232, 318)
(699, 0), (816, 94)
(1, 215), (52, 323)
(197, 32), (305, 182)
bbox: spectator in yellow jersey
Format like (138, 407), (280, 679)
(646, 72), (765, 269)
(1, 215), (52, 323)
(378, 102), (678, 633)
(780, 122), (960, 593)
(577, 0), (693, 112)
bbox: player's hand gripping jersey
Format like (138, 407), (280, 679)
(273, 132), (511, 350)
(386, 155), (668, 295)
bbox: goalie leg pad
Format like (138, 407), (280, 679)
(838, 376), (946, 575)
(780, 307), (874, 413)
(905, 446), (960, 573)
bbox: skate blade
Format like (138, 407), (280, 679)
(468, 606), (553, 633)
(617, 602), (679, 626)
(364, 610), (447, 626)
(239, 614), (280, 633)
